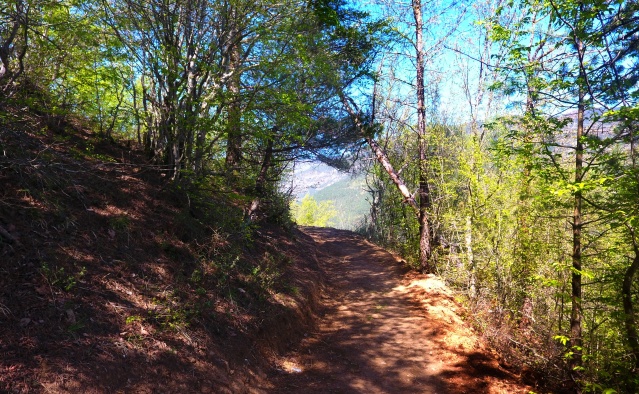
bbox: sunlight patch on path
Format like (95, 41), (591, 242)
(266, 227), (533, 394)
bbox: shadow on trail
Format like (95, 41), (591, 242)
(267, 227), (523, 394)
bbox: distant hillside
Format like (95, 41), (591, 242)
(311, 175), (369, 230)
(288, 162), (348, 199)
(286, 162), (370, 230)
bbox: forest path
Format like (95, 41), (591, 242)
(264, 227), (531, 394)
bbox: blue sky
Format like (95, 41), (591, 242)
(351, 0), (515, 128)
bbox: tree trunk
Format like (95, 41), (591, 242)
(106, 83), (126, 140)
(225, 11), (242, 175)
(466, 215), (476, 298)
(367, 138), (420, 212)
(340, 94), (419, 214)
(133, 74), (141, 145)
(0, 0), (24, 84)
(623, 245), (639, 374)
(412, 0), (434, 272)
(247, 137), (274, 222)
(141, 73), (152, 156)
(570, 66), (585, 377)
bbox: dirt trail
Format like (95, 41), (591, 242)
(265, 227), (531, 394)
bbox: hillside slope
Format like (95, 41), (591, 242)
(0, 108), (324, 393)
(312, 176), (368, 230)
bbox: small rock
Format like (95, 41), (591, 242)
(65, 309), (76, 324)
(19, 318), (31, 327)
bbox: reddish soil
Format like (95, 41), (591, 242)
(264, 227), (533, 393)
(1, 106), (534, 393)
(0, 111), (322, 393)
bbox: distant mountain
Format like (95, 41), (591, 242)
(286, 161), (370, 230)
(287, 162), (349, 199)
(313, 175), (369, 230)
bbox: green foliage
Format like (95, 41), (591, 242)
(148, 299), (192, 332)
(250, 252), (285, 291)
(125, 315), (143, 325)
(291, 194), (337, 227)
(5, 0), (638, 389)
(312, 176), (368, 230)
(364, 106), (639, 390)
(109, 215), (130, 231)
(40, 263), (86, 292)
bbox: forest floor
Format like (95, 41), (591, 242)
(262, 227), (533, 394)
(0, 107), (534, 393)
